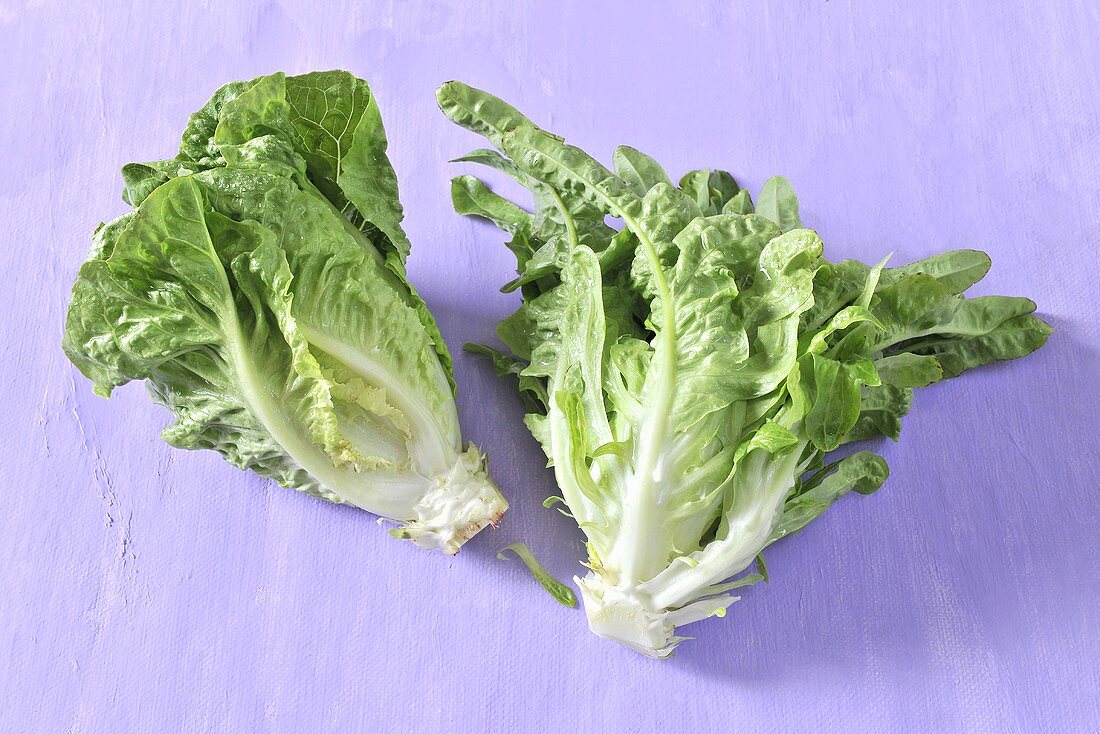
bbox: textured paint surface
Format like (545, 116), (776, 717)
(3, 1), (1099, 731)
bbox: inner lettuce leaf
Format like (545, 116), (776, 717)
(64, 71), (506, 553)
(440, 81), (1051, 654)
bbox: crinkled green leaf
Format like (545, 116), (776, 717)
(909, 313), (1053, 378)
(614, 146), (671, 196)
(722, 189), (754, 216)
(771, 452), (889, 540)
(679, 169), (741, 215)
(803, 354), (881, 451)
(844, 383), (913, 442)
(880, 249), (991, 294)
(873, 353), (943, 388)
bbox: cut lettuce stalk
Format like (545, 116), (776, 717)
(441, 81), (1050, 653)
(63, 72), (506, 552)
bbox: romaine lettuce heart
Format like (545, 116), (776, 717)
(64, 72), (506, 553)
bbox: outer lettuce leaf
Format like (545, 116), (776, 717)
(126, 71), (456, 390)
(613, 146), (672, 196)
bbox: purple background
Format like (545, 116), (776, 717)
(4, 1), (1099, 731)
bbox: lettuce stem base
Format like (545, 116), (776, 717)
(577, 572), (737, 658)
(396, 445), (507, 554)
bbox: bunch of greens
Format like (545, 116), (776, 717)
(439, 82), (1051, 655)
(63, 71), (506, 553)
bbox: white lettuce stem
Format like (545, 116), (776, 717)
(644, 442), (807, 610)
(579, 440), (809, 656)
(606, 217), (678, 585)
(578, 573), (735, 659)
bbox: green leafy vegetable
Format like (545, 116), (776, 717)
(64, 71), (507, 553)
(440, 81), (1051, 655)
(498, 543), (578, 607)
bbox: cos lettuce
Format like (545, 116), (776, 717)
(63, 72), (506, 553)
(440, 82), (1051, 655)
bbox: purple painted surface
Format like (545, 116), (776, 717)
(3, 1), (1099, 731)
